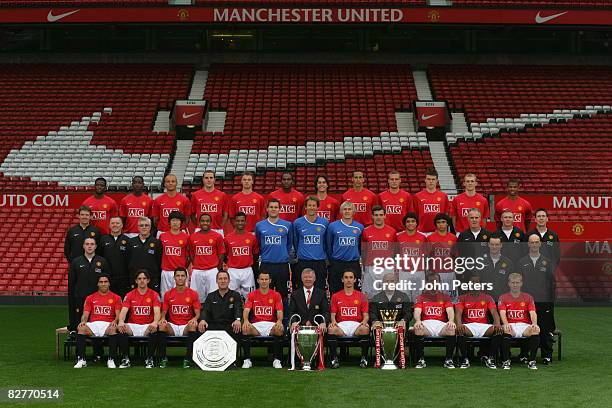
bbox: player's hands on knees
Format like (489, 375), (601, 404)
(531, 324), (540, 334)
(493, 324), (503, 335)
(413, 321), (424, 331)
(273, 321), (283, 330)
(446, 322), (456, 331)
(77, 322), (87, 330)
(198, 320), (208, 332)
(118, 323), (127, 333)
(503, 324), (512, 334)
(456, 324), (466, 335)
(329, 321), (338, 328)
(242, 321), (252, 333)
(148, 322), (158, 333)
(187, 318), (198, 327)
(158, 319), (167, 327)
(231, 320), (241, 334)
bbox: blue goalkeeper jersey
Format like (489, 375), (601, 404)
(293, 215), (329, 261)
(256, 218), (293, 263)
(326, 219), (364, 261)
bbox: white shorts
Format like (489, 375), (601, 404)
(252, 321), (275, 336)
(510, 322), (530, 338)
(191, 268), (218, 302)
(86, 321), (111, 337)
(169, 323), (188, 336)
(465, 322), (493, 338)
(127, 323), (150, 337)
(228, 267), (255, 297)
(337, 321), (361, 337)
(160, 270), (176, 297)
(423, 320), (447, 337)
(124, 232), (138, 238)
(398, 270), (425, 303)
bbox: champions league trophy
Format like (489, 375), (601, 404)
(289, 314), (325, 371)
(378, 309), (400, 370)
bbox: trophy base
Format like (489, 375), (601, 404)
(381, 363), (398, 370)
(302, 364), (313, 371)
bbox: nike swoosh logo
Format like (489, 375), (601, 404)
(421, 114), (438, 121)
(535, 11), (568, 24)
(47, 9), (80, 22)
(182, 112), (199, 119)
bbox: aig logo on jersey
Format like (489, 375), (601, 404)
(385, 205), (403, 214)
(172, 305), (190, 315)
(507, 309), (525, 319)
(402, 247), (420, 256)
(239, 205), (256, 215)
(425, 306), (442, 316)
(317, 210), (331, 219)
(371, 241), (388, 250)
(200, 203), (218, 213)
(353, 203), (367, 213)
(94, 305), (112, 315)
(133, 306), (151, 316)
(339, 236), (356, 246)
(424, 204), (440, 213)
(304, 235), (321, 245)
(232, 246), (250, 256)
(165, 246), (182, 256)
(196, 246), (213, 256)
(255, 306), (273, 316)
(340, 306), (358, 317)
(461, 207), (471, 216)
(467, 309), (486, 319)
(128, 208), (145, 217)
(280, 204), (296, 214)
(162, 208), (179, 217)
(433, 247), (451, 256)
(264, 236), (282, 245)
(514, 213), (522, 222)
(91, 210), (106, 220)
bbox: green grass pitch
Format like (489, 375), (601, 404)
(0, 306), (610, 408)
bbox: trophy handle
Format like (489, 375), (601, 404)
(290, 314), (302, 326)
(313, 314), (326, 326)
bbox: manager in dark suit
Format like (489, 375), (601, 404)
(288, 268), (330, 331)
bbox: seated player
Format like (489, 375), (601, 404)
(455, 274), (502, 369)
(117, 270), (162, 369)
(412, 272), (456, 369)
(498, 273), (540, 370)
(241, 271), (284, 369)
(74, 275), (122, 369)
(328, 270), (370, 369)
(158, 267), (201, 368)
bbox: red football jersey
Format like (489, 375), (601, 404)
(119, 193), (153, 233)
(498, 292), (536, 324)
(224, 231), (259, 269)
(315, 195), (340, 221)
(456, 293), (496, 324)
(190, 188), (229, 230)
(415, 292), (453, 322)
(495, 197), (533, 231)
(229, 191), (266, 232)
(331, 290), (368, 323)
(152, 192), (192, 233)
(189, 229), (225, 270)
(362, 225), (397, 266)
(84, 291), (122, 323)
(378, 189), (413, 232)
(427, 232), (457, 273)
(245, 289), (283, 323)
(341, 188), (378, 226)
(451, 192), (490, 232)
(123, 288), (161, 325)
(82, 195), (119, 235)
(162, 287), (201, 325)
(396, 231), (428, 272)
(413, 189), (450, 233)
(159, 231), (190, 271)
(268, 188), (304, 223)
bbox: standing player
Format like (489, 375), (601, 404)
(241, 272), (285, 369)
(427, 213), (458, 290)
(378, 170), (413, 232)
(412, 272), (456, 369)
(498, 273), (540, 370)
(229, 171), (266, 233)
(269, 172), (305, 223)
(82, 177), (118, 235)
(64, 205), (100, 263)
(98, 217), (131, 298)
(328, 270), (370, 369)
(451, 174), (490, 233)
(126, 217), (162, 293)
(152, 174), (191, 235)
(159, 211), (190, 296)
(361, 206), (397, 296)
(189, 213), (225, 302)
(117, 270), (162, 368)
(341, 170), (378, 226)
(158, 267), (201, 368)
(190, 170), (229, 235)
(74, 275), (122, 368)
(293, 197), (329, 290)
(496, 210), (526, 263)
(119, 176), (153, 238)
(494, 179), (533, 232)
(396, 212), (429, 302)
(314, 175), (340, 221)
(413, 168), (450, 235)
(455, 274), (502, 369)
(255, 199), (293, 298)
(224, 212), (258, 298)
(326, 202), (364, 294)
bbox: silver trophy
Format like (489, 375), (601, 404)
(291, 314), (325, 371)
(380, 309), (399, 370)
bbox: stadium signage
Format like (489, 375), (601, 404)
(213, 8), (403, 23)
(493, 194), (610, 211)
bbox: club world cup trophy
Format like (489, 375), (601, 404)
(289, 314), (326, 371)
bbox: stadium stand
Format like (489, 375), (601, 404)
(451, 1), (612, 7)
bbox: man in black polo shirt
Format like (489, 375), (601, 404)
(528, 208), (561, 271)
(496, 210), (526, 263)
(457, 208), (492, 282)
(64, 205), (100, 262)
(369, 272), (411, 328)
(68, 237), (110, 332)
(199, 270), (244, 335)
(127, 216), (162, 293)
(480, 235), (514, 300)
(98, 216), (131, 297)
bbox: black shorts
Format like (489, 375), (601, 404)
(259, 262), (291, 297)
(328, 260), (362, 294)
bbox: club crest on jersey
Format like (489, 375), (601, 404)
(90, 232), (96, 237)
(229, 297), (234, 303)
(91, 211), (106, 220)
(200, 203), (219, 213)
(146, 297), (152, 303)
(255, 305), (273, 316)
(386, 205), (402, 214)
(515, 232), (521, 238)
(481, 301), (486, 305)
(424, 204), (440, 213)
(185, 297), (191, 302)
(149, 243), (155, 248)
(341, 306), (358, 317)
(482, 235), (488, 240)
(353, 299), (360, 305)
(96, 261), (102, 267)
(354, 203), (367, 212)
(542, 260), (547, 266)
(176, 201), (182, 206)
(239, 205), (256, 215)
(162, 208), (179, 217)
(165, 246), (181, 256)
(172, 305), (190, 314)
(232, 246), (250, 256)
(467, 309), (485, 319)
(142, 201), (147, 206)
(304, 235), (321, 245)
(108, 299), (114, 304)
(121, 240), (127, 245)
(178, 240), (184, 245)
(316, 227), (321, 232)
(196, 246), (213, 256)
(128, 208), (145, 217)
(94, 305), (112, 315)
(339, 237), (356, 246)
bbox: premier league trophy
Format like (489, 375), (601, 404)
(290, 314), (325, 371)
(378, 309), (400, 370)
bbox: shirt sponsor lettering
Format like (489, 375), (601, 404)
(133, 306), (151, 316)
(514, 213), (522, 222)
(128, 208), (145, 217)
(94, 305), (112, 315)
(171, 305), (190, 315)
(339, 236), (356, 246)
(239, 205), (256, 215)
(467, 309), (486, 319)
(280, 204), (296, 214)
(317, 210), (331, 219)
(162, 208), (179, 217)
(433, 247), (451, 256)
(232, 246), (250, 256)
(340, 306), (358, 317)
(200, 203), (219, 213)
(402, 247), (420, 256)
(354, 203), (367, 213)
(371, 241), (389, 250)
(507, 309), (525, 320)
(196, 246), (213, 256)
(425, 306), (443, 316)
(255, 305), (273, 316)
(385, 205), (403, 214)
(461, 207), (471, 216)
(91, 211), (106, 220)
(424, 204), (440, 213)
(165, 246), (181, 256)
(304, 235), (321, 245)
(264, 235), (282, 245)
